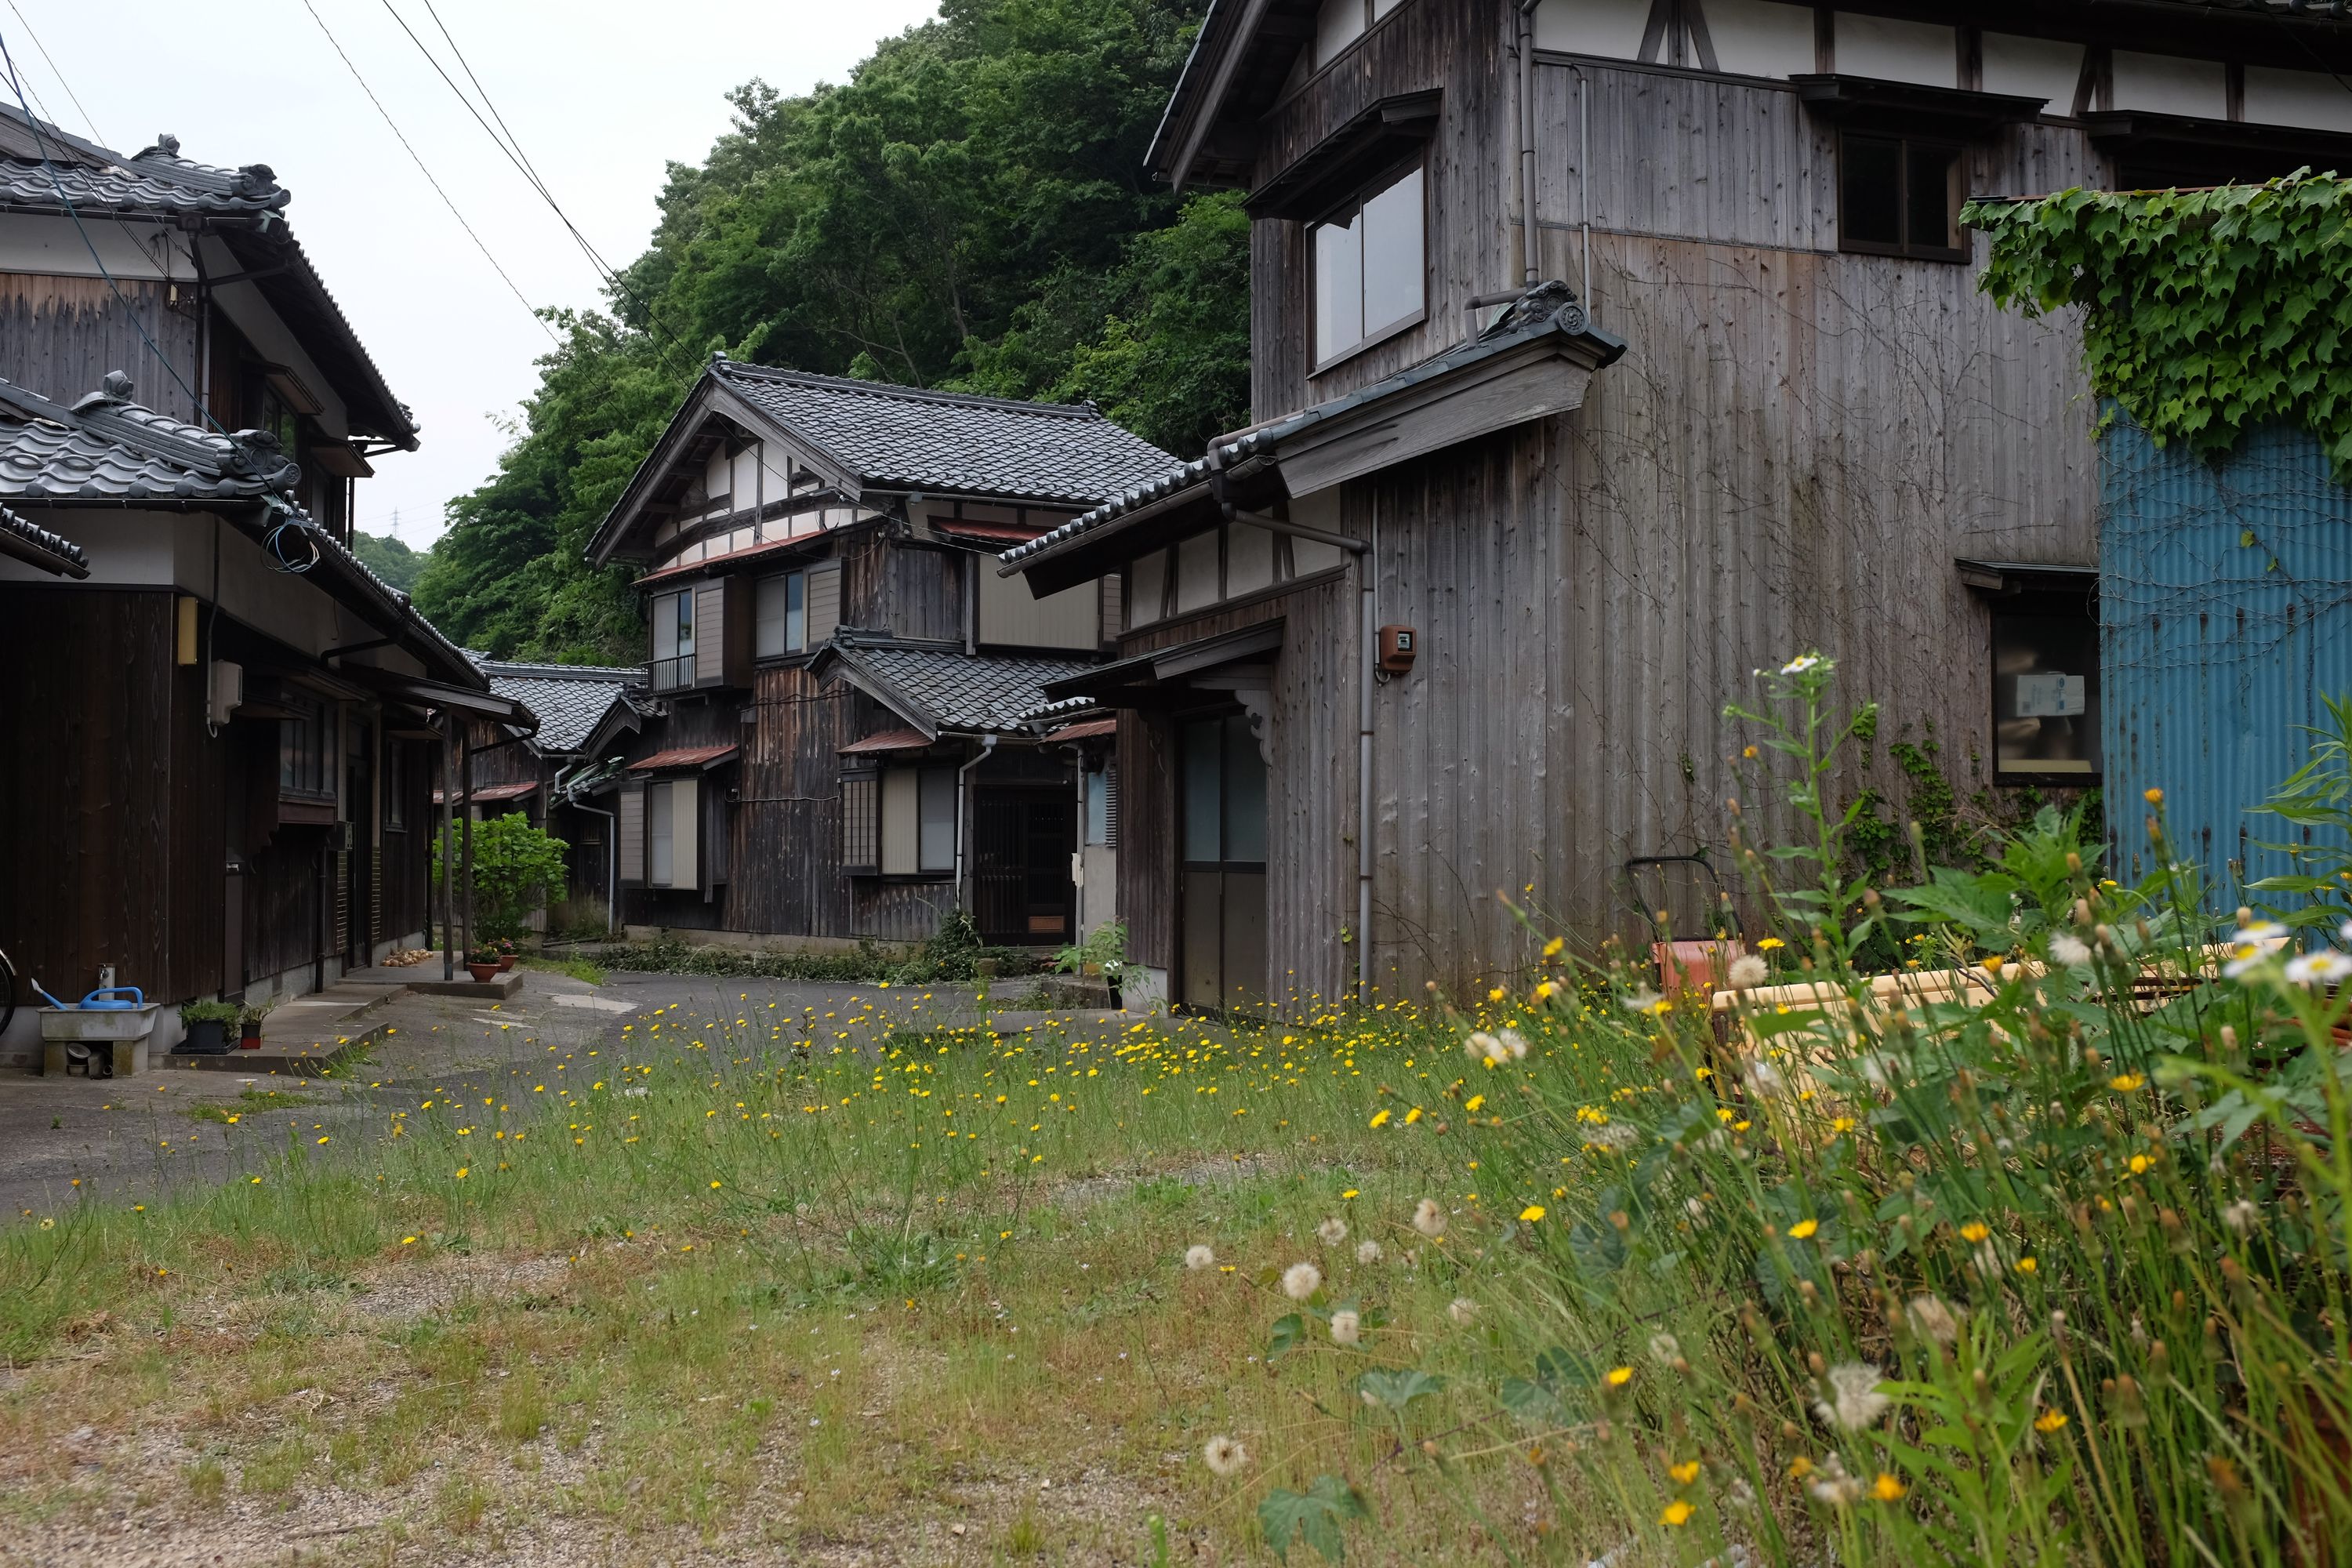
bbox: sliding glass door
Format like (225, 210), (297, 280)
(1178, 713), (1267, 1011)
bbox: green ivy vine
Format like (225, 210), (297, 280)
(1962, 172), (2352, 472)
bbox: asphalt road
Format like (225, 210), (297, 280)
(0, 969), (989, 1221)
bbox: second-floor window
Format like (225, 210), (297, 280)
(279, 698), (336, 798)
(1312, 161), (1425, 369)
(652, 589), (696, 688)
(1838, 132), (1965, 262)
(755, 570), (807, 657)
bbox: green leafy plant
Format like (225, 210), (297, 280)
(2249, 691), (2352, 930)
(1964, 172), (2352, 472)
(176, 1000), (241, 1028)
(465, 944), (501, 967)
(1051, 920), (1128, 987)
(1257, 1475), (1370, 1563)
(433, 813), (568, 945)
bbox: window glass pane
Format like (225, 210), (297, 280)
(1312, 211), (1363, 363)
(1842, 136), (1902, 246)
(676, 591), (696, 656)
(786, 571), (806, 651)
(1221, 713), (1269, 863)
(1181, 719), (1222, 863)
(1994, 612), (2101, 776)
(653, 593), (679, 661)
(1360, 165), (1425, 336)
(1313, 0), (1365, 68)
(918, 767), (956, 872)
(754, 575), (789, 657)
(1907, 143), (1958, 251)
(647, 782), (673, 885)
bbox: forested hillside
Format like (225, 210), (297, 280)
(415, 0), (1247, 663)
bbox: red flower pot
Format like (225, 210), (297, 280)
(466, 963), (500, 983)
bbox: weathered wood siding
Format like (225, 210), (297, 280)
(0, 277), (201, 419)
(379, 739), (433, 942)
(1207, 25), (2107, 996)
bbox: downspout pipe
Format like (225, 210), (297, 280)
(953, 733), (999, 919)
(1518, 0), (1541, 287)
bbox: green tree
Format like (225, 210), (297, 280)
(350, 530), (424, 593)
(432, 811), (570, 944)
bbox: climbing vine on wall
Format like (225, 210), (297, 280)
(1962, 172), (2352, 473)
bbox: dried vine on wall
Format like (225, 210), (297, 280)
(1963, 172), (2352, 473)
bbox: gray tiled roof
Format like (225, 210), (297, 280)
(820, 638), (1101, 735)
(710, 359), (1178, 506)
(0, 502), (86, 576)
(1000, 283), (1623, 572)
(0, 110), (289, 216)
(0, 374), (298, 501)
(474, 659), (641, 753)
(0, 372), (479, 683)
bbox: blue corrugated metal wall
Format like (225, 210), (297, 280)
(2103, 416), (2352, 889)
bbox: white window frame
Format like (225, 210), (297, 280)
(1311, 159), (1428, 372)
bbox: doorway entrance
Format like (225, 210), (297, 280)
(1179, 712), (1267, 1011)
(972, 788), (1075, 946)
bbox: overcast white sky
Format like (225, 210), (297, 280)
(5, 0), (942, 546)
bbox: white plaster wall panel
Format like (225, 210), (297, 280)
(1834, 14), (1954, 88)
(1981, 34), (2082, 114)
(1228, 524), (1276, 596)
(2112, 52), (2227, 118)
(1130, 549), (1166, 626)
(2245, 66), (2352, 133)
(1175, 529), (1220, 613)
(0, 215), (180, 279)
(1705, 0), (1815, 80)
(1534, 0), (1652, 60)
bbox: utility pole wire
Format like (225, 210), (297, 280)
(298, 0), (556, 343)
(2, 0), (100, 147)
(383, 0), (705, 380)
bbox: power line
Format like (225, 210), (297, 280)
(2, 1), (100, 147)
(298, 0), (556, 343)
(379, 0), (706, 379)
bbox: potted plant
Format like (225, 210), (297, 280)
(495, 936), (517, 972)
(176, 999), (241, 1055)
(1051, 921), (1130, 1009)
(238, 1003), (265, 1049)
(465, 944), (503, 984)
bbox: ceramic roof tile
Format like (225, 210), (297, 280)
(0, 374), (294, 501)
(710, 360), (1178, 506)
(829, 641), (1102, 734)
(0, 502), (86, 575)
(474, 659), (640, 753)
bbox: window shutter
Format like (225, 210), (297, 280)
(694, 586), (726, 686)
(841, 772), (878, 873)
(618, 785), (645, 884)
(670, 779), (699, 889)
(1104, 759), (1120, 849)
(880, 768), (918, 875)
(805, 561), (842, 645)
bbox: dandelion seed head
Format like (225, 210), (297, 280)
(1728, 953), (1769, 989)
(1447, 1297), (1478, 1327)
(1282, 1261), (1323, 1301)
(1813, 1363), (1891, 1431)
(1330, 1308), (1362, 1346)
(1412, 1199), (1447, 1238)
(1184, 1244), (1215, 1270)
(1356, 1239), (1382, 1264)
(1203, 1435), (1247, 1476)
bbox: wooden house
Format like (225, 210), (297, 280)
(0, 111), (527, 1062)
(438, 659), (640, 932)
(997, 0), (2352, 1007)
(582, 357), (1173, 949)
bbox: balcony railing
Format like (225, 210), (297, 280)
(650, 652), (697, 692)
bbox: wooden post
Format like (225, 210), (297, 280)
(460, 723), (476, 961)
(439, 714), (456, 982)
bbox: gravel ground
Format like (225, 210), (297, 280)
(0, 970), (986, 1221)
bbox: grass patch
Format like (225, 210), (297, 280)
(181, 1087), (314, 1124)
(520, 954), (608, 986)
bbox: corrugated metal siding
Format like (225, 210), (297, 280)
(2102, 416), (2352, 887)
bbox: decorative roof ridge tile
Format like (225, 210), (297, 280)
(710, 358), (1108, 420)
